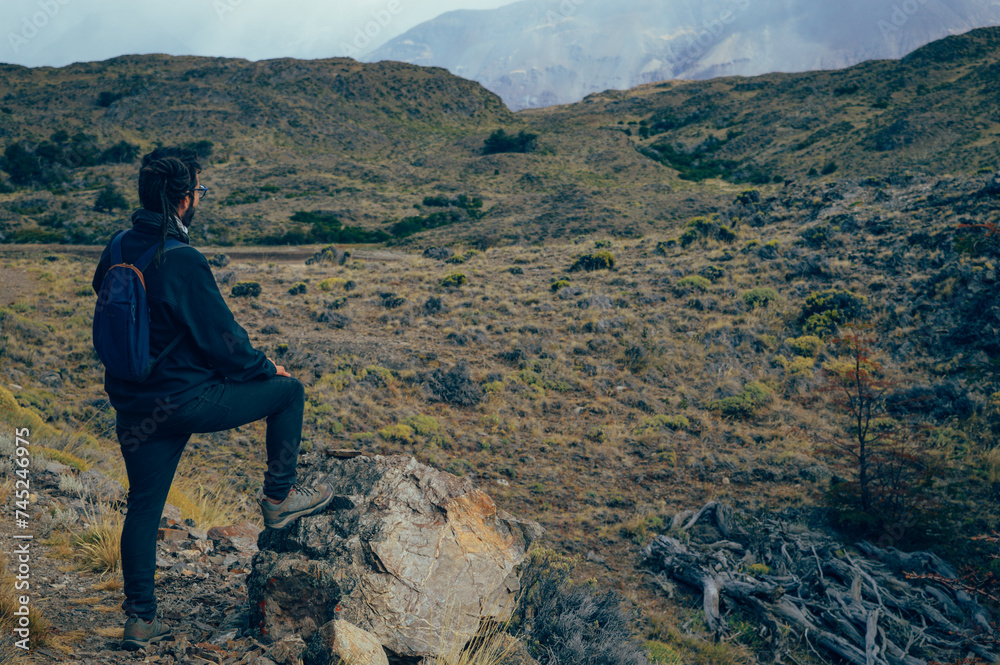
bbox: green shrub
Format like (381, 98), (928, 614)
(8, 228), (65, 243)
(231, 282), (261, 298)
(550, 279), (570, 292)
(402, 414), (440, 437)
(675, 275), (711, 292)
(788, 335), (824, 357)
(569, 251), (615, 272)
(93, 185), (128, 213)
(378, 424), (414, 444)
(318, 277), (346, 292)
(698, 265), (725, 283)
(445, 458), (475, 476)
(742, 287), (779, 309)
(483, 129), (538, 154)
(637, 414), (690, 434)
(708, 382), (773, 418)
(287, 282), (307, 295)
(800, 225), (830, 247)
(678, 216), (736, 248)
(801, 289), (868, 336)
(654, 240), (675, 255)
(441, 273), (467, 288)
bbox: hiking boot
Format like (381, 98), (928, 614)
(259, 483), (334, 529)
(121, 614), (173, 651)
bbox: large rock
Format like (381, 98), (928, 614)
(311, 620), (388, 665)
(247, 455), (541, 661)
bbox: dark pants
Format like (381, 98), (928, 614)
(114, 376), (304, 620)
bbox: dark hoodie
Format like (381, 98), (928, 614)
(92, 209), (275, 417)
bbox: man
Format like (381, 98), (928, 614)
(91, 147), (333, 651)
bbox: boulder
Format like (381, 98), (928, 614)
(309, 620), (388, 665)
(248, 455), (542, 661)
(265, 635), (307, 665)
(208, 522), (262, 555)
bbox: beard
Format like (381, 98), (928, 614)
(180, 204), (196, 228)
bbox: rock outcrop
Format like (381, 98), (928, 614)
(247, 455), (542, 662)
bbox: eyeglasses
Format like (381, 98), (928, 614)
(192, 185), (209, 200)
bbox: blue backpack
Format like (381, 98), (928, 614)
(92, 230), (186, 382)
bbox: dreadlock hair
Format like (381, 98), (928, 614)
(137, 148), (201, 267)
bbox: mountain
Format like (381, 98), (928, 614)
(366, 0), (1000, 109)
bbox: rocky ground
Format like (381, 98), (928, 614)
(3, 459), (281, 664)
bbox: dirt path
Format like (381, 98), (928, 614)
(0, 244), (407, 264)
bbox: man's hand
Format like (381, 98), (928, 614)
(267, 357), (292, 378)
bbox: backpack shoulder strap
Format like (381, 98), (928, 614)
(109, 230), (127, 265)
(136, 237), (190, 272)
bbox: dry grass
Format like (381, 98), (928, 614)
(73, 502), (125, 574)
(43, 629), (87, 654)
(91, 577), (123, 592)
(431, 619), (520, 665)
(67, 596), (103, 605)
(167, 479), (249, 530)
(0, 562), (53, 649)
(94, 626), (124, 639)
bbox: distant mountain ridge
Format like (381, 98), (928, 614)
(366, 0), (1000, 109)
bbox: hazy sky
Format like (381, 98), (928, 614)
(1, 0), (520, 67)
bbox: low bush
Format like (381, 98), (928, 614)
(569, 251), (615, 272)
(483, 129), (538, 154)
(317, 277), (347, 292)
(231, 282), (261, 298)
(698, 265), (725, 283)
(422, 361), (484, 407)
(678, 216), (736, 248)
(442, 273), (467, 288)
(287, 282), (307, 295)
(675, 275), (711, 292)
(788, 335), (823, 357)
(742, 287), (779, 309)
(708, 381), (773, 418)
(636, 414), (689, 433)
(800, 289), (868, 336)
(512, 549), (651, 665)
(551, 279), (570, 292)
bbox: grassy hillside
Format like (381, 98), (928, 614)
(2, 28), (996, 249)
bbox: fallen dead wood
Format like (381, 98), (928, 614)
(643, 502), (998, 665)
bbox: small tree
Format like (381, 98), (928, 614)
(94, 185), (128, 213)
(817, 327), (934, 539)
